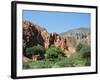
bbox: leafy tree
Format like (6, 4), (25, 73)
(45, 47), (64, 60)
(33, 44), (45, 56)
(25, 44), (45, 57)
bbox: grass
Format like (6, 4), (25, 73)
(23, 55), (89, 69)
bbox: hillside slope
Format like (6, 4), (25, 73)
(60, 28), (91, 45)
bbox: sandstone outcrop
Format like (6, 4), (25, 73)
(23, 21), (76, 57)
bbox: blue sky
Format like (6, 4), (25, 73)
(22, 10), (90, 33)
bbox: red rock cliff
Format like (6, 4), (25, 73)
(23, 21), (76, 56)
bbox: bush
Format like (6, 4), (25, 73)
(76, 43), (83, 51)
(76, 43), (90, 59)
(25, 44), (45, 56)
(74, 44), (91, 66)
(25, 47), (34, 56)
(79, 45), (90, 59)
(23, 61), (33, 69)
(80, 45), (91, 66)
(23, 60), (55, 69)
(85, 58), (91, 66)
(45, 47), (64, 60)
(71, 56), (86, 67)
(23, 43), (91, 69)
(33, 44), (45, 56)
(53, 58), (74, 67)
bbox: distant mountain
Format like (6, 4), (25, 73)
(60, 28), (90, 36)
(60, 28), (91, 45)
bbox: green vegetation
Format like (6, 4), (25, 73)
(23, 60), (57, 69)
(45, 47), (64, 60)
(23, 44), (91, 69)
(76, 43), (83, 51)
(73, 43), (91, 66)
(26, 47), (34, 56)
(32, 44), (45, 55)
(25, 44), (45, 57)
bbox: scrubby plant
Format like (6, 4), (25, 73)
(76, 43), (83, 51)
(26, 44), (45, 55)
(23, 43), (91, 69)
(53, 57), (74, 67)
(25, 47), (34, 56)
(23, 61), (33, 69)
(75, 43), (91, 66)
(45, 47), (64, 60)
(79, 44), (90, 59)
(33, 44), (45, 56)
(23, 60), (56, 69)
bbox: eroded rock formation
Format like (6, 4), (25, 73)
(23, 21), (76, 57)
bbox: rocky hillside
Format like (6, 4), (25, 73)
(60, 28), (91, 45)
(23, 21), (76, 57)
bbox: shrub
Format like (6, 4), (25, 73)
(45, 47), (64, 60)
(76, 43), (83, 51)
(23, 61), (33, 69)
(79, 45), (91, 66)
(79, 45), (90, 59)
(25, 44), (45, 56)
(76, 43), (91, 59)
(85, 58), (91, 66)
(53, 58), (74, 67)
(71, 57), (86, 67)
(25, 47), (34, 56)
(33, 44), (45, 56)
(74, 44), (91, 66)
(23, 60), (55, 69)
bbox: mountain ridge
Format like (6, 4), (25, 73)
(60, 27), (90, 35)
(60, 27), (90, 45)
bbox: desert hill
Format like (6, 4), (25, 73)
(60, 28), (90, 45)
